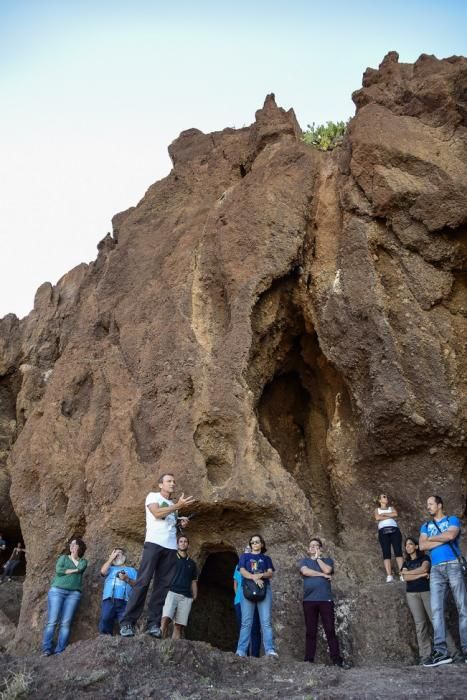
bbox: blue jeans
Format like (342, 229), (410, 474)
(430, 561), (467, 654)
(234, 602), (261, 657)
(99, 598), (127, 634)
(42, 587), (81, 654)
(236, 585), (275, 655)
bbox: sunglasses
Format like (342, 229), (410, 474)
(250, 540), (261, 545)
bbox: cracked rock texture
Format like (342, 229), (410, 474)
(0, 52), (466, 662)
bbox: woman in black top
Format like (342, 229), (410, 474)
(401, 536), (458, 664)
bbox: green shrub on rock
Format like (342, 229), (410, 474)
(302, 120), (347, 150)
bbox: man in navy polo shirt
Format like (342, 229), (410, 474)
(160, 534), (197, 639)
(419, 495), (467, 667)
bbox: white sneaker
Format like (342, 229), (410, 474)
(266, 650), (279, 657)
(386, 575), (394, 583)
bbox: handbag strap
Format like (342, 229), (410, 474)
(430, 517), (462, 561)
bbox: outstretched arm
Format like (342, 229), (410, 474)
(147, 493), (196, 519)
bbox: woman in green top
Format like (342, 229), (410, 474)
(42, 538), (87, 655)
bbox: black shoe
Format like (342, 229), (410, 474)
(423, 651), (453, 667)
(146, 625), (161, 638)
(120, 624), (135, 637)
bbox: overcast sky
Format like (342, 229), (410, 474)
(1, 0), (466, 319)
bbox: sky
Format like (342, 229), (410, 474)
(1, 0), (466, 319)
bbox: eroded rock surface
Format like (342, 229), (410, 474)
(0, 52), (466, 663)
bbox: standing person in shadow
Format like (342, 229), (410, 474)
(233, 546), (261, 656)
(374, 494), (404, 582)
(401, 536), (460, 665)
(0, 542), (26, 583)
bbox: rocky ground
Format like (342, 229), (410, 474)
(1, 636), (466, 700)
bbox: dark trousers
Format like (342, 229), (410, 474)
(234, 602), (261, 657)
(121, 542), (176, 628)
(1, 560), (20, 582)
(303, 601), (341, 663)
(99, 598), (127, 634)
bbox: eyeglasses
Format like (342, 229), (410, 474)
(250, 539), (261, 545)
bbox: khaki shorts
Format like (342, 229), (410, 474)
(162, 591), (193, 626)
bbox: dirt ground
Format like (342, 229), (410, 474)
(1, 635), (466, 700)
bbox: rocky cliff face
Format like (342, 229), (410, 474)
(1, 52), (466, 662)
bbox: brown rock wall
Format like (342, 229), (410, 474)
(0, 53), (465, 663)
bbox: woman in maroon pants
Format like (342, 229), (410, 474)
(298, 538), (343, 666)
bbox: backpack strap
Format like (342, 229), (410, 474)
(431, 517), (461, 559)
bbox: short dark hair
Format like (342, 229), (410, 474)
(430, 495), (443, 507)
(158, 472), (175, 486)
(310, 537), (323, 548)
(249, 534), (267, 553)
(177, 534), (189, 544)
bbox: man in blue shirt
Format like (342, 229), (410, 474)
(419, 495), (467, 667)
(99, 548), (138, 634)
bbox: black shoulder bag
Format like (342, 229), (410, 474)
(242, 578), (267, 602)
(430, 518), (467, 584)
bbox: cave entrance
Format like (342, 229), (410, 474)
(248, 274), (352, 538)
(186, 549), (238, 651)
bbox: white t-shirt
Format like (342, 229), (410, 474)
(377, 507), (398, 530)
(145, 492), (178, 549)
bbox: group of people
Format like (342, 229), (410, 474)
(375, 493), (467, 666)
(0, 537), (26, 584)
(28, 474), (467, 668)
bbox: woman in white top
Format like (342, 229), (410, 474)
(374, 494), (403, 582)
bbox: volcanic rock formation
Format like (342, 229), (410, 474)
(0, 51), (466, 662)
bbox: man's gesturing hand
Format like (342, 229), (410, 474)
(176, 493), (196, 510)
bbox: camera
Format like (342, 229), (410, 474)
(117, 570), (126, 580)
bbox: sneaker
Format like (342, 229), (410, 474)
(42, 650), (53, 657)
(386, 575), (394, 583)
(266, 650), (278, 657)
(235, 652), (247, 658)
(120, 624), (135, 637)
(399, 574), (405, 582)
(146, 625), (162, 638)
(423, 651), (453, 667)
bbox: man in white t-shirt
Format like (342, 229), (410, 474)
(120, 473), (195, 638)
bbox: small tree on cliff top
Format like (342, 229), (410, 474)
(302, 120), (347, 150)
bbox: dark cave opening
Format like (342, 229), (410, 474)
(186, 550), (238, 651)
(247, 274), (353, 538)
(257, 333), (339, 536)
